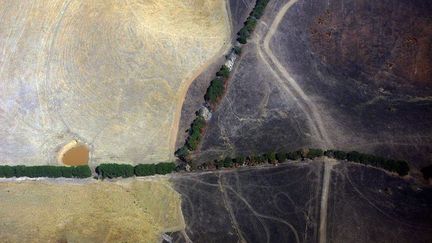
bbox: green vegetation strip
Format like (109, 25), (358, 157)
(196, 148), (409, 176)
(0, 165), (91, 178)
(96, 162), (176, 179)
(237, 0), (270, 44)
(176, 0), (271, 161)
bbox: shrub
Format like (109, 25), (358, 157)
(393, 160), (409, 176)
(251, 0), (270, 19)
(237, 36), (247, 44)
(244, 17), (257, 32)
(185, 116), (206, 151)
(286, 150), (302, 160)
(234, 156), (245, 166)
(343, 151), (409, 176)
(276, 152), (287, 162)
(96, 164), (134, 179)
(306, 148), (324, 159)
(223, 157), (233, 168)
(61, 167), (74, 178)
(325, 150), (347, 160)
(134, 164), (156, 176)
(205, 78), (224, 104)
(175, 146), (190, 160)
(0, 166), (15, 178)
(233, 46), (242, 55)
(253, 155), (265, 164)
(216, 65), (230, 79)
(0, 165), (91, 178)
(155, 162), (176, 175)
(264, 152), (276, 163)
(72, 165), (92, 178)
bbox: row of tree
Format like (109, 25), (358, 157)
(205, 65), (230, 105)
(176, 65), (232, 161)
(237, 0), (270, 44)
(175, 115), (206, 160)
(324, 150), (409, 176)
(95, 162), (176, 179)
(196, 148), (409, 176)
(0, 165), (91, 178)
(175, 0), (269, 162)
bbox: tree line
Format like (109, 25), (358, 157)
(194, 148), (410, 176)
(176, 64), (232, 161)
(95, 162), (176, 179)
(175, 0), (271, 162)
(204, 65), (230, 106)
(237, 0), (270, 44)
(0, 165), (91, 178)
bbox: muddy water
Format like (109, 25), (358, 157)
(61, 145), (89, 166)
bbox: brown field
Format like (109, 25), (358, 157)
(0, 178), (184, 242)
(0, 0), (230, 166)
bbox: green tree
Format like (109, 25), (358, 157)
(72, 165), (92, 178)
(286, 150), (302, 160)
(205, 78), (225, 104)
(234, 156), (245, 166)
(96, 164), (134, 179)
(264, 152), (276, 163)
(233, 46), (242, 55)
(306, 148), (324, 159)
(175, 146), (190, 160)
(216, 65), (230, 78)
(0, 166), (15, 178)
(134, 164), (156, 176)
(276, 152), (287, 162)
(223, 157), (233, 168)
(155, 162), (176, 175)
(61, 167), (74, 178)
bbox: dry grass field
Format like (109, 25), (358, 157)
(0, 178), (184, 242)
(0, 0), (230, 166)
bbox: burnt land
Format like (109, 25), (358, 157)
(183, 0), (432, 171)
(170, 161), (432, 242)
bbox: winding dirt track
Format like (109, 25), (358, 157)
(259, 0), (333, 148)
(257, 1), (336, 242)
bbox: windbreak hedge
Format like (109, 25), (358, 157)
(96, 164), (134, 179)
(325, 150), (409, 176)
(0, 165), (91, 178)
(202, 148), (410, 176)
(96, 162), (176, 179)
(237, 0), (270, 44)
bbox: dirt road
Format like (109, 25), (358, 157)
(319, 158), (337, 243)
(257, 1), (336, 242)
(259, 0), (333, 148)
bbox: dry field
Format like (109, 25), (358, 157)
(0, 178), (184, 242)
(0, 0), (230, 165)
